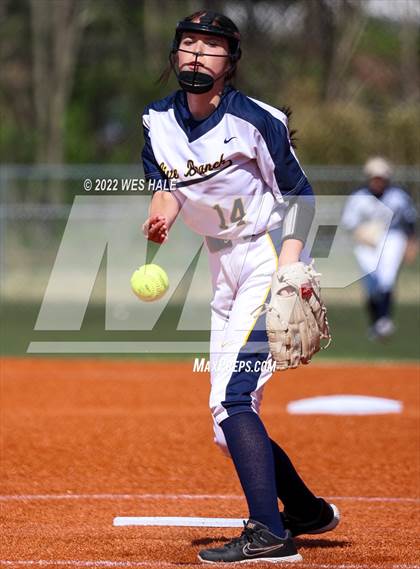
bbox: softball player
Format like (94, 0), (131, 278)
(342, 157), (418, 340)
(142, 10), (339, 563)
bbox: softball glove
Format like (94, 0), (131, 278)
(264, 262), (331, 371)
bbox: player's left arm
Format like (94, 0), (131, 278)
(257, 112), (331, 368)
(401, 191), (418, 236)
(401, 191), (418, 264)
(277, 238), (303, 268)
(255, 111), (315, 263)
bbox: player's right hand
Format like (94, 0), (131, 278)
(142, 215), (168, 244)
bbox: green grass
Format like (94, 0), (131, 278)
(1, 300), (419, 361)
(320, 302), (419, 362)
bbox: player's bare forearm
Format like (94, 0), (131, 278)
(278, 238), (304, 267)
(143, 190), (180, 243)
(149, 191), (180, 228)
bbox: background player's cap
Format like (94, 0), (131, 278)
(363, 157), (393, 180)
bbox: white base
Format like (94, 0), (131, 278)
(113, 516), (245, 527)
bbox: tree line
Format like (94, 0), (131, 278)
(1, 0), (419, 172)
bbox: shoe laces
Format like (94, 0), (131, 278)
(225, 522), (255, 549)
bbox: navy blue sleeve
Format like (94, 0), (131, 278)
(405, 221), (416, 237)
(261, 115), (315, 204)
(141, 125), (167, 182)
(296, 178), (315, 197)
(226, 92), (315, 203)
(402, 192), (417, 236)
(259, 114), (315, 243)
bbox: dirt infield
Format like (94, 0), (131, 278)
(1, 358), (419, 568)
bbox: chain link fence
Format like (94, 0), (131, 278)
(1, 165), (419, 305)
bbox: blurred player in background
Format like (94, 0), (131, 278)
(342, 157), (418, 341)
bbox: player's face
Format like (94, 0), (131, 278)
(178, 33), (230, 80)
(369, 176), (388, 195)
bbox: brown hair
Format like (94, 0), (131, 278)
(279, 106), (297, 149)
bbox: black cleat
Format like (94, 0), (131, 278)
(198, 519), (302, 564)
(281, 499), (340, 537)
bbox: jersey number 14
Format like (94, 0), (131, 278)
(213, 198), (246, 230)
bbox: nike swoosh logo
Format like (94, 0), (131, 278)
(242, 543), (284, 558)
(224, 136), (237, 143)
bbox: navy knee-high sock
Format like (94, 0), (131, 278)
(220, 411), (285, 537)
(367, 296), (380, 324)
(377, 291), (393, 319)
(270, 439), (321, 519)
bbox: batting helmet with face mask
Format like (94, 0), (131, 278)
(170, 10), (241, 94)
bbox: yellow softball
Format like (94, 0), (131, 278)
(130, 264), (169, 302)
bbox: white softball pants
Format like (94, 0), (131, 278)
(354, 229), (408, 294)
(205, 230), (282, 456)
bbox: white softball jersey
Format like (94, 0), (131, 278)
(141, 86), (314, 436)
(142, 86), (312, 240)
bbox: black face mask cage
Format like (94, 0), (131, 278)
(169, 46), (235, 94)
(169, 14), (241, 94)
